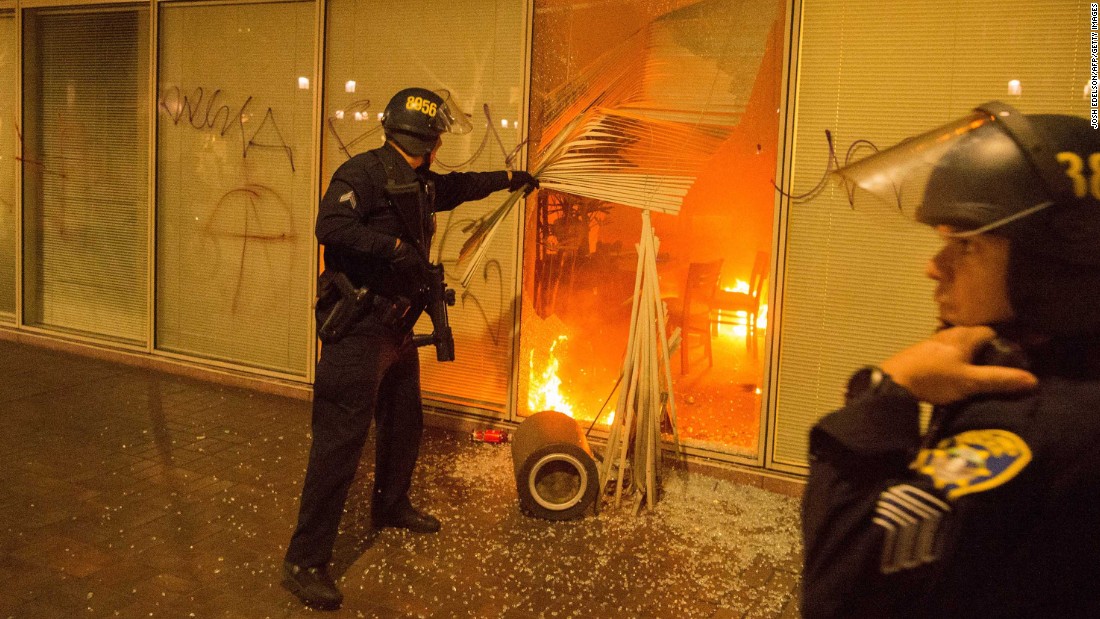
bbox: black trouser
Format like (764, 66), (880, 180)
(285, 314), (423, 567)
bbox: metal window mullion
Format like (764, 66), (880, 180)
(13, 0), (21, 330)
(152, 347), (310, 383)
(156, 0), (306, 7)
(507, 0), (534, 424)
(308, 0), (324, 384)
(16, 323), (149, 353)
(19, 1), (141, 11)
(145, 0), (156, 352)
(12, 0), (21, 329)
(763, 0), (803, 473)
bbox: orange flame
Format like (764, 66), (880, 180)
(717, 279), (768, 337)
(527, 335), (574, 417)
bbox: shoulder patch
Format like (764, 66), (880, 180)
(338, 190), (357, 210)
(911, 429), (1032, 499)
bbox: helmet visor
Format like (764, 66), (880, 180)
(833, 108), (1052, 234)
(431, 89), (473, 136)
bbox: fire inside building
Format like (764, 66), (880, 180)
(0, 0), (1087, 479)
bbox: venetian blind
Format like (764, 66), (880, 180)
(773, 0), (1092, 470)
(21, 6), (149, 343)
(156, 0), (316, 375)
(0, 9), (15, 320)
(322, 0), (529, 415)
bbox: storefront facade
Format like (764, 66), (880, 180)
(0, 0), (1089, 475)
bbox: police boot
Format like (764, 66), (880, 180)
(282, 561), (343, 610)
(373, 501), (441, 534)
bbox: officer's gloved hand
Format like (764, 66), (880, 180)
(508, 171), (540, 195)
(390, 239), (429, 284)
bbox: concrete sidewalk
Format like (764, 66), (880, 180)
(0, 337), (803, 618)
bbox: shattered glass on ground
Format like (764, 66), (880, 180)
(0, 339), (802, 618)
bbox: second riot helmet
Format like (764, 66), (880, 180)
(835, 102), (1100, 336)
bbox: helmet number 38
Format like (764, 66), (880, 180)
(406, 96), (438, 118)
(1056, 151), (1100, 200)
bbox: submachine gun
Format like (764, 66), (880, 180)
(384, 177), (457, 362)
(410, 261), (457, 362)
(316, 257), (456, 362)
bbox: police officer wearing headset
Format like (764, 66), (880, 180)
(282, 87), (537, 610)
(801, 103), (1100, 617)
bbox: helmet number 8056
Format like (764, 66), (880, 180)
(1056, 151), (1100, 200)
(405, 96), (438, 118)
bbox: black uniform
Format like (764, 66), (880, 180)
(285, 143), (509, 568)
(801, 339), (1100, 618)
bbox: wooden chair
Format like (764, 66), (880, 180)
(665, 260), (722, 374)
(709, 250), (768, 359)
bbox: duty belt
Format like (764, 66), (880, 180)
(317, 271), (413, 344)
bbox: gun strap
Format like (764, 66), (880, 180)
(370, 149), (432, 259)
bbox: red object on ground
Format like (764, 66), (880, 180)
(472, 429), (509, 443)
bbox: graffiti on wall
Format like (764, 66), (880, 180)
(158, 85), (302, 320)
(203, 183), (298, 315)
(160, 86), (296, 173)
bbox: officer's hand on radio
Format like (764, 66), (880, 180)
(880, 326), (1038, 405)
(508, 170), (539, 195)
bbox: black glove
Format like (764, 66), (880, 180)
(390, 239), (430, 284)
(508, 170), (540, 195)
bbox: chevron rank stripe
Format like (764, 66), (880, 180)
(873, 484), (952, 574)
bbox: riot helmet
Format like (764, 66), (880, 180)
(835, 102), (1100, 336)
(381, 87), (473, 157)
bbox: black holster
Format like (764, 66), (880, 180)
(317, 271), (371, 344)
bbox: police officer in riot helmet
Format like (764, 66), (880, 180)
(801, 102), (1100, 618)
(282, 87), (537, 610)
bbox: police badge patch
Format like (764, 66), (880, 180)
(911, 429), (1032, 500)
